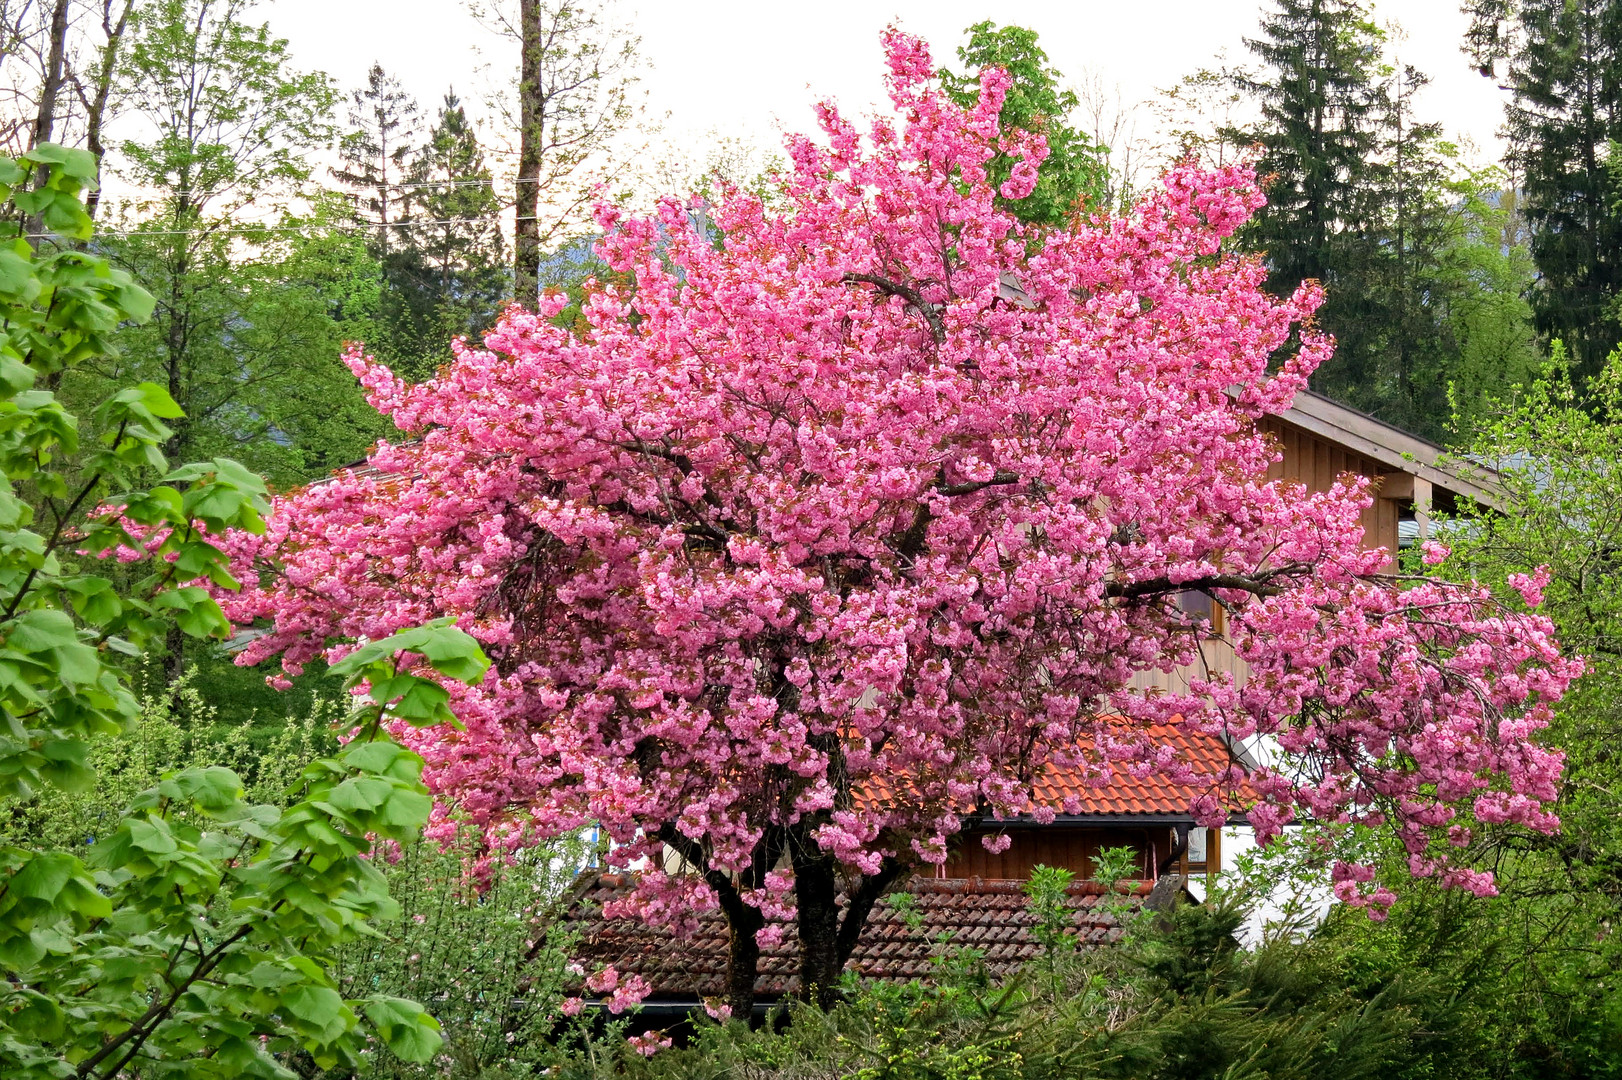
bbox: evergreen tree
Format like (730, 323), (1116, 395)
(331, 63), (420, 255)
(940, 21), (1110, 227)
(384, 92), (508, 381)
(1359, 62), (1464, 436)
(1466, 0), (1622, 380)
(1235, 0), (1389, 401)
(1233, 1), (1537, 441)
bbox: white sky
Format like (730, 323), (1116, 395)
(262, 0), (1512, 184)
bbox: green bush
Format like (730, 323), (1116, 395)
(325, 830), (588, 1080)
(531, 891), (1494, 1080)
(0, 672), (338, 854)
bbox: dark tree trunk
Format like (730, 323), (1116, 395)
(30, 0), (73, 150)
(1157, 822), (1191, 875)
(792, 850), (842, 1007)
(723, 900), (764, 1018)
(660, 823), (784, 1019)
(163, 621), (185, 695)
(514, 0), (542, 304)
(792, 841), (909, 1009)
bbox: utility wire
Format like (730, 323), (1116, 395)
(23, 214), (556, 240)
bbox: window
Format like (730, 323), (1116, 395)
(1177, 590), (1224, 633)
(1186, 827), (1208, 865)
(1171, 826), (1210, 869)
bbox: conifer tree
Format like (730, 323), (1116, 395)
(1362, 62), (1464, 436)
(332, 63), (420, 256)
(1466, 0), (1622, 379)
(1235, 0), (1388, 401)
(386, 92), (508, 381)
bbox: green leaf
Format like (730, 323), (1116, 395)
(361, 996), (443, 1063)
(130, 380), (185, 419)
(38, 738), (93, 793)
(10, 851), (77, 902)
(164, 765), (245, 813)
(330, 618), (490, 686)
(0, 249), (40, 303)
(390, 679), (453, 726)
(281, 984), (351, 1044)
(6, 609), (80, 652)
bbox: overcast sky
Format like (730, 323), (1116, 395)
(260, 0), (1511, 187)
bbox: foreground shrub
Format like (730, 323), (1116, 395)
(535, 895), (1496, 1080)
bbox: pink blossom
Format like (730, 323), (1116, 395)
(628, 1032), (672, 1057)
(1506, 566), (1552, 609)
(224, 27), (1576, 947)
(606, 973), (651, 1014)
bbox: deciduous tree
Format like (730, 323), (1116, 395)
(226, 31), (1579, 1018)
(0, 143), (462, 1079)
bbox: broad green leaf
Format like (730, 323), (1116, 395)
(361, 996), (443, 1063)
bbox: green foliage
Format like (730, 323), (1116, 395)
(1411, 343), (1622, 1075)
(1024, 864), (1079, 957)
(1, 673), (337, 853)
(0, 145), (485, 1077)
(1229, 0), (1528, 439)
(550, 896), (1469, 1080)
(117, 0), (337, 203)
(367, 91), (509, 383)
(1441, 178), (1542, 438)
(940, 22), (1110, 227)
(85, 0), (384, 490)
(321, 829), (586, 1080)
(1467, 0), (1622, 379)
(1236, 0), (1386, 305)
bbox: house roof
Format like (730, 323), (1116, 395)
(563, 873), (1147, 1000)
(1279, 390), (1499, 507)
(1028, 721), (1254, 821)
(854, 720), (1256, 826)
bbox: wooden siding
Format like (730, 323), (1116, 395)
(1131, 416), (1410, 696)
(943, 827), (1155, 880)
(937, 826), (1217, 881)
(1260, 415), (1402, 560)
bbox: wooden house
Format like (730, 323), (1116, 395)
(564, 391), (1496, 1002)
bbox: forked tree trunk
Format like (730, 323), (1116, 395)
(792, 843), (909, 1009)
(84, 0), (137, 223)
(793, 852), (842, 1007)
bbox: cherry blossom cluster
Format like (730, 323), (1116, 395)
(221, 28), (1578, 927)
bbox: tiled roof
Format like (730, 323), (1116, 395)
(1029, 720), (1254, 818)
(563, 873), (1147, 1000)
(856, 720), (1254, 822)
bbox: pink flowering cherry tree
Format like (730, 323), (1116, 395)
(222, 30), (1578, 1016)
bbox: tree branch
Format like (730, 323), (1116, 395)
(842, 272), (945, 344)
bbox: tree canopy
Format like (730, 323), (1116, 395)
(223, 31), (1578, 1017)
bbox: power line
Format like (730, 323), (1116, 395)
(25, 214), (538, 240)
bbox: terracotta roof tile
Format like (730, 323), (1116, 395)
(563, 873), (1147, 1000)
(857, 719), (1254, 822)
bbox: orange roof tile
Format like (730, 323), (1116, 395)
(858, 719), (1254, 822)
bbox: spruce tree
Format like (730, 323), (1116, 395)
(387, 92), (508, 381)
(1364, 62), (1465, 437)
(1236, 0), (1389, 402)
(1467, 0), (1622, 379)
(331, 63), (420, 256)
